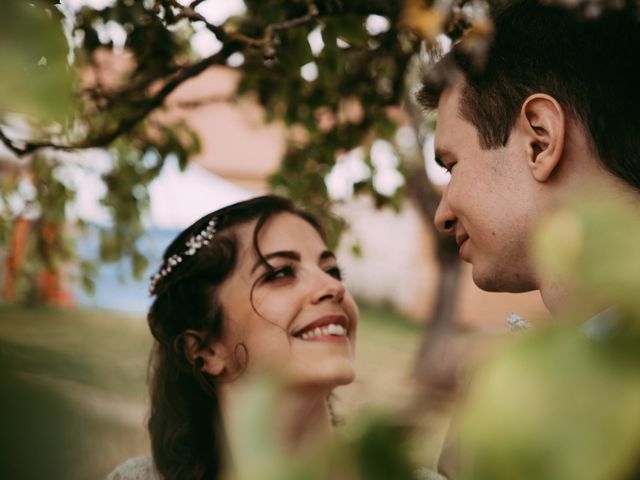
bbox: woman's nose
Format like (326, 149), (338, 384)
(312, 271), (345, 304)
(434, 187), (457, 236)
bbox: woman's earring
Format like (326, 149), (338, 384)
(195, 357), (205, 369)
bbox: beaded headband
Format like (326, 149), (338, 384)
(149, 217), (218, 295)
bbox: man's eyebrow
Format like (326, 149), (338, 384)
(251, 251), (300, 273)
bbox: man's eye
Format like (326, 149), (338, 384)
(444, 163), (456, 174)
(325, 266), (343, 281)
(263, 266), (294, 282)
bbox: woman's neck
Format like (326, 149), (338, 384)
(220, 382), (334, 457)
(276, 387), (333, 451)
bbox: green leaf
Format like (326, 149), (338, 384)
(461, 326), (640, 480)
(354, 415), (416, 480)
(375, 116), (398, 139)
(81, 275), (96, 296)
(131, 251), (149, 279)
(277, 27), (314, 72)
(331, 15), (369, 48)
(0, 0), (75, 121)
(533, 195), (640, 314)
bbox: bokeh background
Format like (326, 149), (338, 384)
(1, 1), (637, 479)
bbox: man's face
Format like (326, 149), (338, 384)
(433, 82), (541, 292)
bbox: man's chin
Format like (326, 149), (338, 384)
(471, 268), (538, 293)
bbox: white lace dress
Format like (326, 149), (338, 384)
(106, 455), (161, 480)
(107, 455), (447, 480)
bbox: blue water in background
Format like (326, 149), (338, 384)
(72, 227), (181, 315)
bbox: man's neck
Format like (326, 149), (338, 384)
(538, 164), (640, 315)
(538, 279), (573, 315)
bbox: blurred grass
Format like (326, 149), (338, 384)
(0, 304), (152, 479)
(0, 302), (423, 478)
(340, 303), (424, 413)
(0, 304), (151, 399)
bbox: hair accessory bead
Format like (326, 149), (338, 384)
(149, 217), (218, 294)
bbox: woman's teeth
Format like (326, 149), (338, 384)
(299, 324), (348, 340)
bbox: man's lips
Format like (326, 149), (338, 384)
(456, 233), (470, 260)
(455, 233), (469, 248)
(293, 314), (350, 340)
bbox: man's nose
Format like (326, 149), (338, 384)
(434, 188), (457, 236)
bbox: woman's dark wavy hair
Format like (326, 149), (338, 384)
(146, 195), (323, 480)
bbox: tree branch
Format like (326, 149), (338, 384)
(0, 0), (320, 158)
(86, 63), (183, 111)
(173, 0), (318, 50)
(268, 0), (319, 33)
(0, 128), (29, 158)
(0, 50), (228, 157)
(170, 93), (233, 110)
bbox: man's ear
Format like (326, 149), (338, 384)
(519, 94), (565, 182)
(184, 330), (229, 377)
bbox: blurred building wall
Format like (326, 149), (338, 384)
(164, 66), (284, 192)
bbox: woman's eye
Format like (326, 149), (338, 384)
(263, 266), (294, 282)
(325, 266), (343, 281)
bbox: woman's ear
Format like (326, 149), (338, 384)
(184, 330), (228, 377)
(520, 94), (565, 182)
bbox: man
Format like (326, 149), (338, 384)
(417, 2), (640, 477)
(418, 0), (640, 312)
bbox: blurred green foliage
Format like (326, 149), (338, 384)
(1, 2), (638, 479)
(460, 325), (640, 480)
(0, 0), (75, 121)
(457, 194), (640, 480)
(226, 375), (418, 480)
(534, 195), (640, 316)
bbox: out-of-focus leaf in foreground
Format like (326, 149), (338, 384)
(534, 193), (640, 317)
(225, 375), (416, 480)
(0, 0), (74, 121)
(460, 326), (640, 480)
(460, 195), (640, 480)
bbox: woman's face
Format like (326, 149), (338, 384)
(215, 212), (358, 390)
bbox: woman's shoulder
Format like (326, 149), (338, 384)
(106, 455), (161, 480)
(415, 466), (449, 480)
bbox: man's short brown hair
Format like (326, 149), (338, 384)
(418, 0), (640, 190)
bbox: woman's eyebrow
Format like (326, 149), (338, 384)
(251, 250), (300, 273)
(319, 250), (336, 261)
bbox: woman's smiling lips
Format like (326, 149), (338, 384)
(293, 314), (350, 342)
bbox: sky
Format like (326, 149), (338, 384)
(63, 150), (252, 229)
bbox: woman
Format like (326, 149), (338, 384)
(108, 195), (358, 480)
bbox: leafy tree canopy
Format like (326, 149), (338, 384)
(2, 0), (476, 301)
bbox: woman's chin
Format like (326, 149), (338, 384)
(328, 368), (356, 387)
(285, 364), (356, 391)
